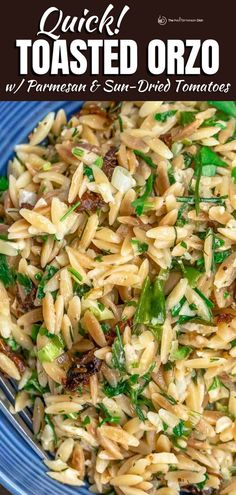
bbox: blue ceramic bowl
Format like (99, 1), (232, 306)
(0, 101), (89, 495)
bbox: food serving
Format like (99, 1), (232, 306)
(0, 100), (236, 495)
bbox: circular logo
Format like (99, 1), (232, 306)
(158, 15), (167, 26)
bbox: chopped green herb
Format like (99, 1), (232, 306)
(179, 111), (197, 126)
(167, 164), (176, 185)
(117, 114), (123, 133)
(172, 420), (190, 438)
(131, 239), (148, 253)
(138, 364), (155, 394)
(0, 176), (9, 192)
(194, 473), (209, 491)
(172, 346), (191, 360)
(72, 147), (85, 158)
(37, 265), (58, 300)
(0, 254), (15, 287)
(208, 101), (236, 118)
(213, 236), (225, 248)
(97, 302), (105, 311)
(194, 287), (214, 308)
(101, 322), (110, 334)
(208, 376), (222, 391)
(50, 290), (57, 303)
(202, 164), (218, 177)
(109, 102), (123, 115)
(163, 362), (173, 371)
(135, 271), (168, 332)
(23, 370), (48, 395)
(84, 166), (94, 182)
(176, 204), (188, 227)
(197, 247), (232, 270)
(183, 265), (201, 288)
(94, 255), (103, 262)
(103, 380), (128, 398)
(39, 327), (56, 338)
(78, 324), (86, 337)
(4, 337), (20, 352)
(133, 150), (156, 169)
(171, 296), (186, 317)
(63, 412), (79, 420)
(162, 422), (168, 432)
(17, 273), (33, 294)
(45, 414), (57, 445)
(35, 272), (42, 281)
(180, 241), (187, 249)
(194, 149), (203, 215)
(125, 300), (137, 307)
(214, 249), (232, 264)
(224, 291), (230, 299)
(94, 156), (103, 168)
(103, 366), (155, 421)
(154, 110), (177, 122)
(68, 266), (83, 282)
(72, 127), (78, 137)
(173, 260), (201, 288)
(199, 146), (227, 173)
(182, 152), (193, 168)
(231, 167), (236, 183)
(129, 365), (155, 421)
(194, 146), (228, 212)
(31, 324), (41, 343)
(97, 403), (120, 427)
(60, 200), (81, 222)
(132, 174), (154, 216)
(176, 195), (228, 206)
(111, 327), (126, 372)
(160, 392), (177, 405)
(37, 334), (64, 363)
(200, 117), (225, 130)
(81, 415), (90, 426)
(42, 162), (51, 171)
(85, 299), (112, 319)
(73, 282), (91, 297)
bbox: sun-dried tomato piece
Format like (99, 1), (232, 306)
(216, 313), (233, 324)
(102, 147), (119, 180)
(105, 329), (116, 346)
(161, 132), (172, 148)
(73, 191), (105, 213)
(78, 104), (107, 118)
(64, 349), (101, 391)
(182, 488), (215, 495)
(20, 203), (34, 210)
(0, 338), (25, 375)
(16, 283), (37, 313)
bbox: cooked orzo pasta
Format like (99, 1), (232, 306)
(1, 100), (236, 494)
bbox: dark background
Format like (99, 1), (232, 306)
(0, 0), (235, 99)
